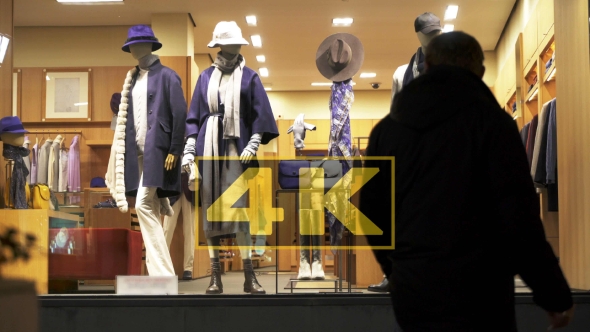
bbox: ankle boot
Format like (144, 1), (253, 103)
(206, 258), (223, 294)
(243, 259), (266, 294)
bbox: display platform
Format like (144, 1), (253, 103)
(39, 293), (590, 332)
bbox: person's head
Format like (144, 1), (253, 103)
(424, 31), (485, 78)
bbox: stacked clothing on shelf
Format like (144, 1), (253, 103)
(519, 98), (558, 211)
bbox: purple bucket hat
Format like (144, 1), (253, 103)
(122, 25), (162, 53)
(110, 92), (121, 115)
(0, 116), (28, 140)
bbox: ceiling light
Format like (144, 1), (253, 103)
(259, 68), (269, 77)
(57, 0), (124, 3)
(246, 16), (257, 26)
(251, 35), (262, 47)
(442, 24), (455, 32)
(360, 73), (376, 78)
(264, 87), (272, 91)
(0, 34), (10, 66)
(256, 55), (266, 63)
(311, 82), (333, 86)
(332, 18), (353, 27)
(444, 5), (459, 20)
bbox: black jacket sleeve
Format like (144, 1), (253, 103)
(486, 111), (572, 313)
(360, 121), (394, 277)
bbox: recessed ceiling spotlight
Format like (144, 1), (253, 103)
(442, 24), (455, 32)
(246, 15), (257, 26)
(312, 81), (355, 86)
(256, 55), (266, 63)
(259, 68), (269, 77)
(251, 35), (262, 47)
(264, 87), (272, 91)
(444, 5), (459, 20)
(332, 18), (353, 27)
(360, 73), (376, 78)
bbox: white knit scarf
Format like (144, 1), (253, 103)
(207, 52), (245, 139)
(105, 67), (137, 213)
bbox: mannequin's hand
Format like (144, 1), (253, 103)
(240, 149), (255, 164)
(165, 154), (178, 171)
(182, 153), (194, 167)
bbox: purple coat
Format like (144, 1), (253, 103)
(186, 66), (279, 171)
(124, 60), (187, 198)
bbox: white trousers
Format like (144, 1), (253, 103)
(136, 156), (175, 276)
(163, 193), (195, 272)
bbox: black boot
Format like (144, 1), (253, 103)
(243, 259), (266, 294)
(367, 276), (389, 292)
(206, 258), (223, 294)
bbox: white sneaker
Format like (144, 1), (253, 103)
(311, 260), (325, 280)
(297, 260), (311, 280)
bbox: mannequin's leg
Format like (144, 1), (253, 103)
(159, 197), (174, 217)
(162, 198), (182, 249)
(181, 194), (195, 277)
(205, 236), (222, 294)
(136, 156), (174, 277)
(237, 231), (266, 294)
(297, 209), (312, 280)
(310, 192), (325, 280)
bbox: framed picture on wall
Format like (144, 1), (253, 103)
(42, 68), (92, 122)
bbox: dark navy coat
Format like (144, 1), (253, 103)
(124, 60), (187, 198)
(185, 66), (279, 171)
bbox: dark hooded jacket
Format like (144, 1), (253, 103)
(360, 65), (572, 331)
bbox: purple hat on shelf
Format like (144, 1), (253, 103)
(122, 25), (162, 53)
(0, 116), (28, 140)
(110, 92), (121, 115)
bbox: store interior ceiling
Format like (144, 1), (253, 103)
(14, 0), (516, 91)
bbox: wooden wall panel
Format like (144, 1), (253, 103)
(160, 56), (190, 108)
(20, 68), (43, 122)
(554, 0), (590, 290)
(92, 66), (133, 122)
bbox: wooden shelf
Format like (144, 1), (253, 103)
(86, 140), (112, 146)
(525, 84), (539, 103)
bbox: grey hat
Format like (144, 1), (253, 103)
(414, 12), (442, 34)
(316, 33), (364, 82)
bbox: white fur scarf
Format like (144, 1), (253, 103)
(105, 67), (137, 213)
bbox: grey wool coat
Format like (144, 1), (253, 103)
(124, 60), (187, 198)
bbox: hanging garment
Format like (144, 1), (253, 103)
(546, 98), (557, 184)
(22, 137), (31, 184)
(402, 47), (425, 87)
(30, 143), (38, 185)
(2, 144), (30, 209)
(59, 149), (68, 193)
(47, 135), (62, 192)
(68, 135), (81, 204)
(525, 115), (538, 167)
(37, 139), (53, 184)
(520, 122), (530, 147)
(532, 102), (551, 184)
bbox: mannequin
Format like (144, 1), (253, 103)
(163, 161), (196, 280)
(374, 12), (442, 294)
(1, 116), (29, 209)
(183, 21), (279, 294)
(106, 25), (187, 277)
(391, 12), (442, 105)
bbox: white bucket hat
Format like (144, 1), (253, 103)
(207, 21), (250, 48)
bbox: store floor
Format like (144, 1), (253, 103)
(76, 266), (536, 295)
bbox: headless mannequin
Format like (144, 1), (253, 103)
(200, 44), (265, 294)
(206, 44), (254, 262)
(129, 43), (175, 217)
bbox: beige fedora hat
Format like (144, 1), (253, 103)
(316, 33), (364, 82)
